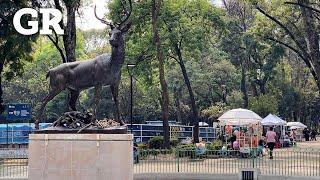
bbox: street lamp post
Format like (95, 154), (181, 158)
(127, 64), (136, 134)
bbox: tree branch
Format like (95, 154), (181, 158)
(266, 37), (317, 79)
(168, 54), (181, 64)
(134, 47), (152, 65)
(53, 0), (65, 30)
(254, 5), (308, 56)
(284, 1), (320, 15)
(46, 35), (66, 63)
(266, 37), (305, 61)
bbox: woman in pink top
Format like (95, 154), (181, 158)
(265, 126), (277, 159)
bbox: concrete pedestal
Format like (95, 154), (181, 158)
(28, 134), (133, 180)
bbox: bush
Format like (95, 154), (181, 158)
(175, 144), (196, 158)
(170, 138), (179, 147)
(137, 143), (148, 150)
(148, 136), (164, 149)
(206, 139), (223, 151)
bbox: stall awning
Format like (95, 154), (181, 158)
(218, 108), (262, 126)
(261, 114), (287, 126)
(287, 122), (307, 129)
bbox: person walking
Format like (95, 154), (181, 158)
(311, 129), (317, 141)
(265, 126), (277, 159)
(304, 128), (310, 141)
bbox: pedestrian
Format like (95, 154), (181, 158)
(304, 128), (310, 141)
(257, 139), (264, 157)
(265, 126), (277, 159)
(133, 143), (139, 164)
(311, 129), (317, 141)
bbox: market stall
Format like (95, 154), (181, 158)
(287, 122), (307, 141)
(262, 114), (287, 146)
(218, 108), (263, 153)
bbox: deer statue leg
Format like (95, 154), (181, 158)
(92, 86), (102, 122)
(68, 89), (80, 111)
(35, 89), (62, 129)
(111, 83), (123, 125)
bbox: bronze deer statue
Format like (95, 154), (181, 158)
(35, 0), (132, 129)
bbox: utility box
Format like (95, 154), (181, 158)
(238, 168), (260, 180)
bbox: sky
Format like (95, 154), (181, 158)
(76, 0), (223, 31)
(76, 0), (109, 31)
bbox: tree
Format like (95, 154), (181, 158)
(221, 0), (255, 108)
(251, 0), (320, 91)
(0, 0), (38, 114)
(244, 34), (285, 95)
(35, 0), (81, 63)
(151, 0), (170, 149)
(149, 0), (223, 143)
(249, 94), (278, 117)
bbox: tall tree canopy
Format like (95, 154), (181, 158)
(251, 0), (320, 91)
(0, 0), (38, 114)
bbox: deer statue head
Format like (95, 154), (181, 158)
(94, 0), (132, 48)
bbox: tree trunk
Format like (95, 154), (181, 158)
(174, 87), (182, 124)
(251, 81), (259, 97)
(152, 0), (170, 149)
(299, 0), (320, 91)
(174, 44), (199, 143)
(179, 61), (200, 143)
(0, 64), (4, 115)
(258, 81), (266, 95)
(63, 5), (77, 62)
(240, 61), (249, 108)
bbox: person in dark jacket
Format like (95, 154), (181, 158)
(311, 129), (317, 141)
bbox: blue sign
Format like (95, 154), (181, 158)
(7, 104), (32, 120)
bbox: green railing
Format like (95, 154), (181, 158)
(0, 148), (319, 177)
(134, 148), (320, 177)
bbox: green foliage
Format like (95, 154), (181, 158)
(148, 136), (164, 149)
(206, 139), (223, 151)
(137, 143), (148, 150)
(175, 144), (196, 158)
(249, 94), (278, 117)
(227, 90), (245, 109)
(0, 0), (38, 113)
(170, 138), (179, 147)
(0, 0), (38, 78)
(201, 102), (229, 120)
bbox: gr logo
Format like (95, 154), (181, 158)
(13, 8), (64, 35)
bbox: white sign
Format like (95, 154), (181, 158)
(13, 8), (64, 35)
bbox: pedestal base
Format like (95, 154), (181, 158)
(28, 134), (133, 180)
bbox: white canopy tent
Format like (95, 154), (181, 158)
(218, 108), (262, 152)
(262, 114), (287, 140)
(287, 122), (307, 129)
(261, 114), (287, 126)
(218, 108), (262, 126)
(287, 122), (307, 142)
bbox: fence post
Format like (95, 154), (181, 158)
(177, 150), (180, 172)
(252, 149), (255, 168)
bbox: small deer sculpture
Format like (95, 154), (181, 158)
(35, 0), (132, 129)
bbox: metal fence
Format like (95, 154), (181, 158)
(0, 148), (319, 178)
(134, 148), (320, 177)
(0, 148), (28, 178)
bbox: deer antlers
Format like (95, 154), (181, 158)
(94, 5), (114, 29)
(118, 0), (132, 27)
(94, 0), (132, 29)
